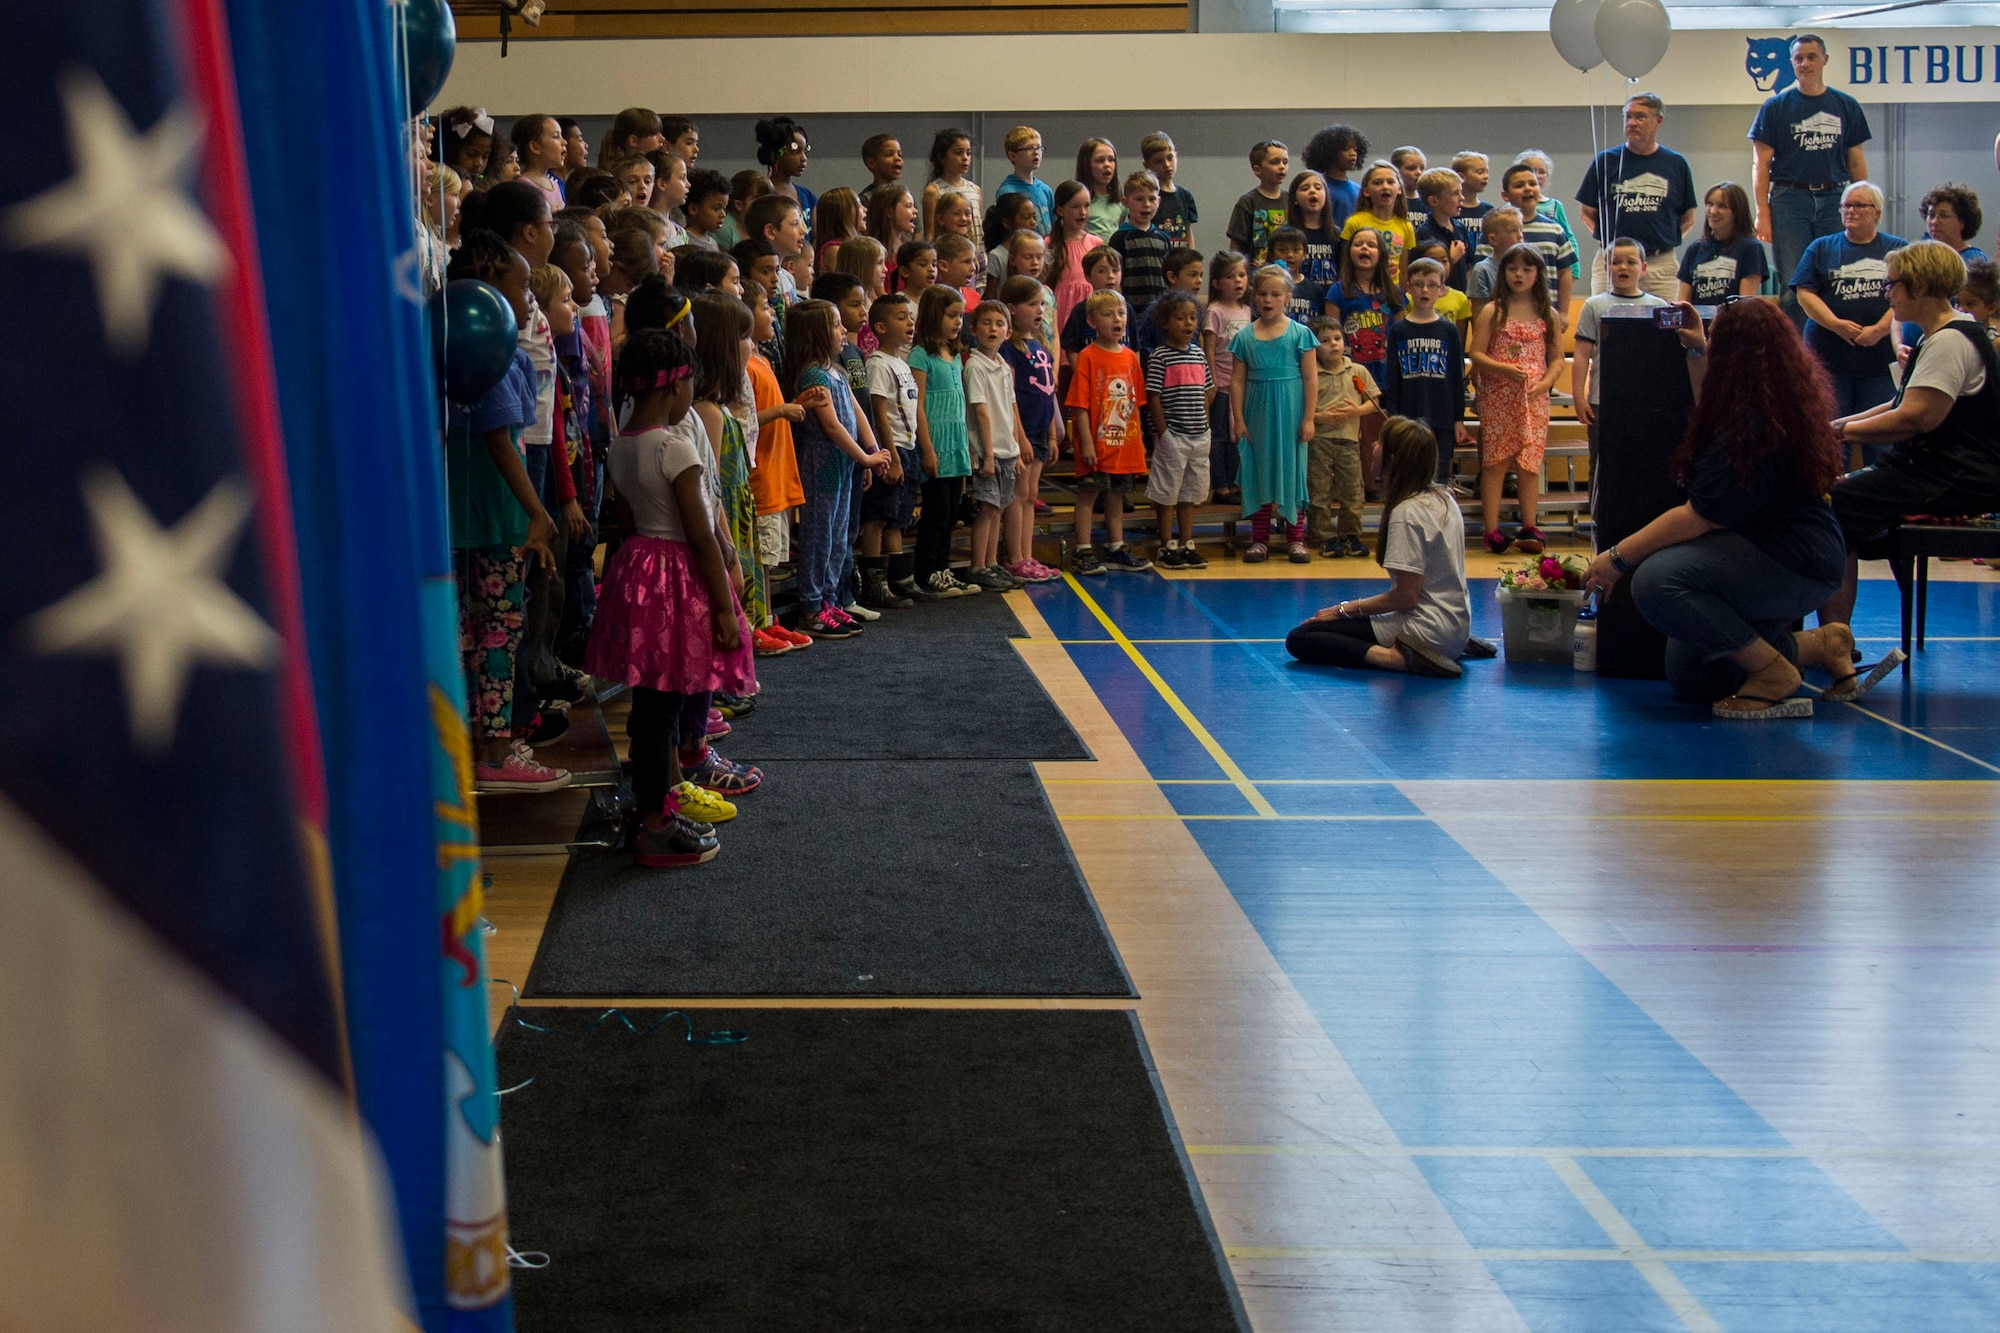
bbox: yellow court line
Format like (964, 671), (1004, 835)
(1061, 573), (1278, 818)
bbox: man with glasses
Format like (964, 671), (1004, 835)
(1577, 93), (1697, 299)
(1791, 182), (1905, 449)
(1750, 33), (1873, 326)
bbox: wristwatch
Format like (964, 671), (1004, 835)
(1607, 546), (1631, 575)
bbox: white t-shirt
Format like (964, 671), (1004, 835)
(1906, 325), (1989, 400)
(1370, 487), (1471, 658)
(864, 351), (921, 451)
(962, 349), (1021, 459)
(518, 296), (557, 446)
(1573, 291), (1669, 405)
(609, 423), (709, 541)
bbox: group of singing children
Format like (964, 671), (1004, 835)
(1002, 131), (1564, 570)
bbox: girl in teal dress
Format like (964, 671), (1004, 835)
(1229, 265), (1321, 562)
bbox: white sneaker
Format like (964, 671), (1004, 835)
(922, 570), (968, 598)
(843, 600), (882, 622)
(945, 570), (982, 595)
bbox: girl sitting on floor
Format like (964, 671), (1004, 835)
(1284, 416), (1469, 678)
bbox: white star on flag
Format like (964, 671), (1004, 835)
(25, 468), (277, 753)
(2, 69), (228, 355)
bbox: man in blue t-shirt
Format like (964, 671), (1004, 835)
(1749, 33), (1872, 326)
(1576, 93), (1696, 300)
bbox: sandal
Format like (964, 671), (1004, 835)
(1824, 649), (1908, 701)
(1713, 693), (1813, 720)
(1243, 542), (1269, 564)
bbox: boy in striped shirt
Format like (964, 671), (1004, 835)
(1145, 290), (1216, 568)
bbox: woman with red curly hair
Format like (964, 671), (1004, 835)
(1585, 298), (1892, 718)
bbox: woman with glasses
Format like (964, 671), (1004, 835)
(1821, 240), (2000, 632)
(1789, 182), (1906, 456)
(1899, 183), (1986, 353)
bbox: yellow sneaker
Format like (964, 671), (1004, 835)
(672, 781), (737, 824)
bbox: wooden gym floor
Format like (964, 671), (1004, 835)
(485, 549), (2000, 1330)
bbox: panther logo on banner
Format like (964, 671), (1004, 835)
(1746, 37), (1798, 92)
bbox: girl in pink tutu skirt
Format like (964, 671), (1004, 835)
(586, 329), (762, 868)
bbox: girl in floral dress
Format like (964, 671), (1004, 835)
(1469, 243), (1561, 555)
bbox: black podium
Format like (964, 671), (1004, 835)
(1592, 315), (1694, 679)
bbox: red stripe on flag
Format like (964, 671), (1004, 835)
(172, 0), (328, 829)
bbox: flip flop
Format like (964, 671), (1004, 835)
(1823, 650), (1908, 701)
(1712, 692), (1814, 720)
(1461, 635), (1499, 660)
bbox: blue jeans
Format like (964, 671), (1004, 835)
(1828, 367), (1897, 464)
(796, 438), (854, 617)
(1770, 184), (1843, 327)
(1629, 530), (1840, 703)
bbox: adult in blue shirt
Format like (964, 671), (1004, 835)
(1791, 182), (1904, 442)
(1899, 183), (1988, 353)
(1576, 93), (1697, 300)
(1749, 34), (1872, 326)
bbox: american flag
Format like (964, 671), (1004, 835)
(0, 0), (412, 1327)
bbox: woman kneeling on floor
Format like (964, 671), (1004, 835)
(1285, 417), (1470, 678)
(1583, 298), (1896, 719)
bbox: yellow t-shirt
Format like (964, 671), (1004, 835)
(1436, 287), (1472, 333)
(1340, 212), (1420, 288)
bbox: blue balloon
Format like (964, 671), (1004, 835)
(400, 0), (456, 118)
(430, 280), (518, 404)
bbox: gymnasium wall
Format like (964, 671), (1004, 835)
(437, 29), (2000, 270)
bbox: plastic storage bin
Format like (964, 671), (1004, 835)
(1497, 587), (1588, 665)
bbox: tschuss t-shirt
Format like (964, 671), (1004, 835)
(864, 351), (921, 452)
(1750, 87), (1872, 187)
(1792, 231), (1906, 374)
(1144, 340), (1213, 435)
(962, 349), (1022, 460)
(1370, 486), (1470, 659)
(1575, 146), (1696, 254)
(1678, 236), (1770, 303)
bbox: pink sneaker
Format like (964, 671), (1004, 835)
(475, 747), (573, 793)
(706, 707), (731, 740)
(1027, 560), (1062, 582)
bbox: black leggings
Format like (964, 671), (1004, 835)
(1285, 618), (1381, 669)
(626, 687), (712, 814)
(915, 475), (965, 580)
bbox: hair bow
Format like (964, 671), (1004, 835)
(454, 109), (495, 139)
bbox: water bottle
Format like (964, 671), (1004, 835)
(1572, 603), (1599, 673)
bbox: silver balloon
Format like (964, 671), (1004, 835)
(1594, 0), (1671, 79)
(1548, 0), (1604, 72)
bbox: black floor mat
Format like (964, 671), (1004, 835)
(499, 1007), (1247, 1333)
(523, 759), (1133, 998)
(744, 593), (1089, 762)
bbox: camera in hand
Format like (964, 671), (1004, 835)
(1652, 305), (1687, 330)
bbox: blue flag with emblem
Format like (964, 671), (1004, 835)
(222, 0), (515, 1329)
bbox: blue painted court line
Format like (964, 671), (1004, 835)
(1032, 575), (2000, 1330)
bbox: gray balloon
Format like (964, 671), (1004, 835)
(1548, 0), (1604, 72)
(1594, 0), (1672, 79)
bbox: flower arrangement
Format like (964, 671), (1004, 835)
(1498, 553), (1588, 594)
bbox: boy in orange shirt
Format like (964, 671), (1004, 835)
(1064, 291), (1151, 574)
(744, 287), (814, 651)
